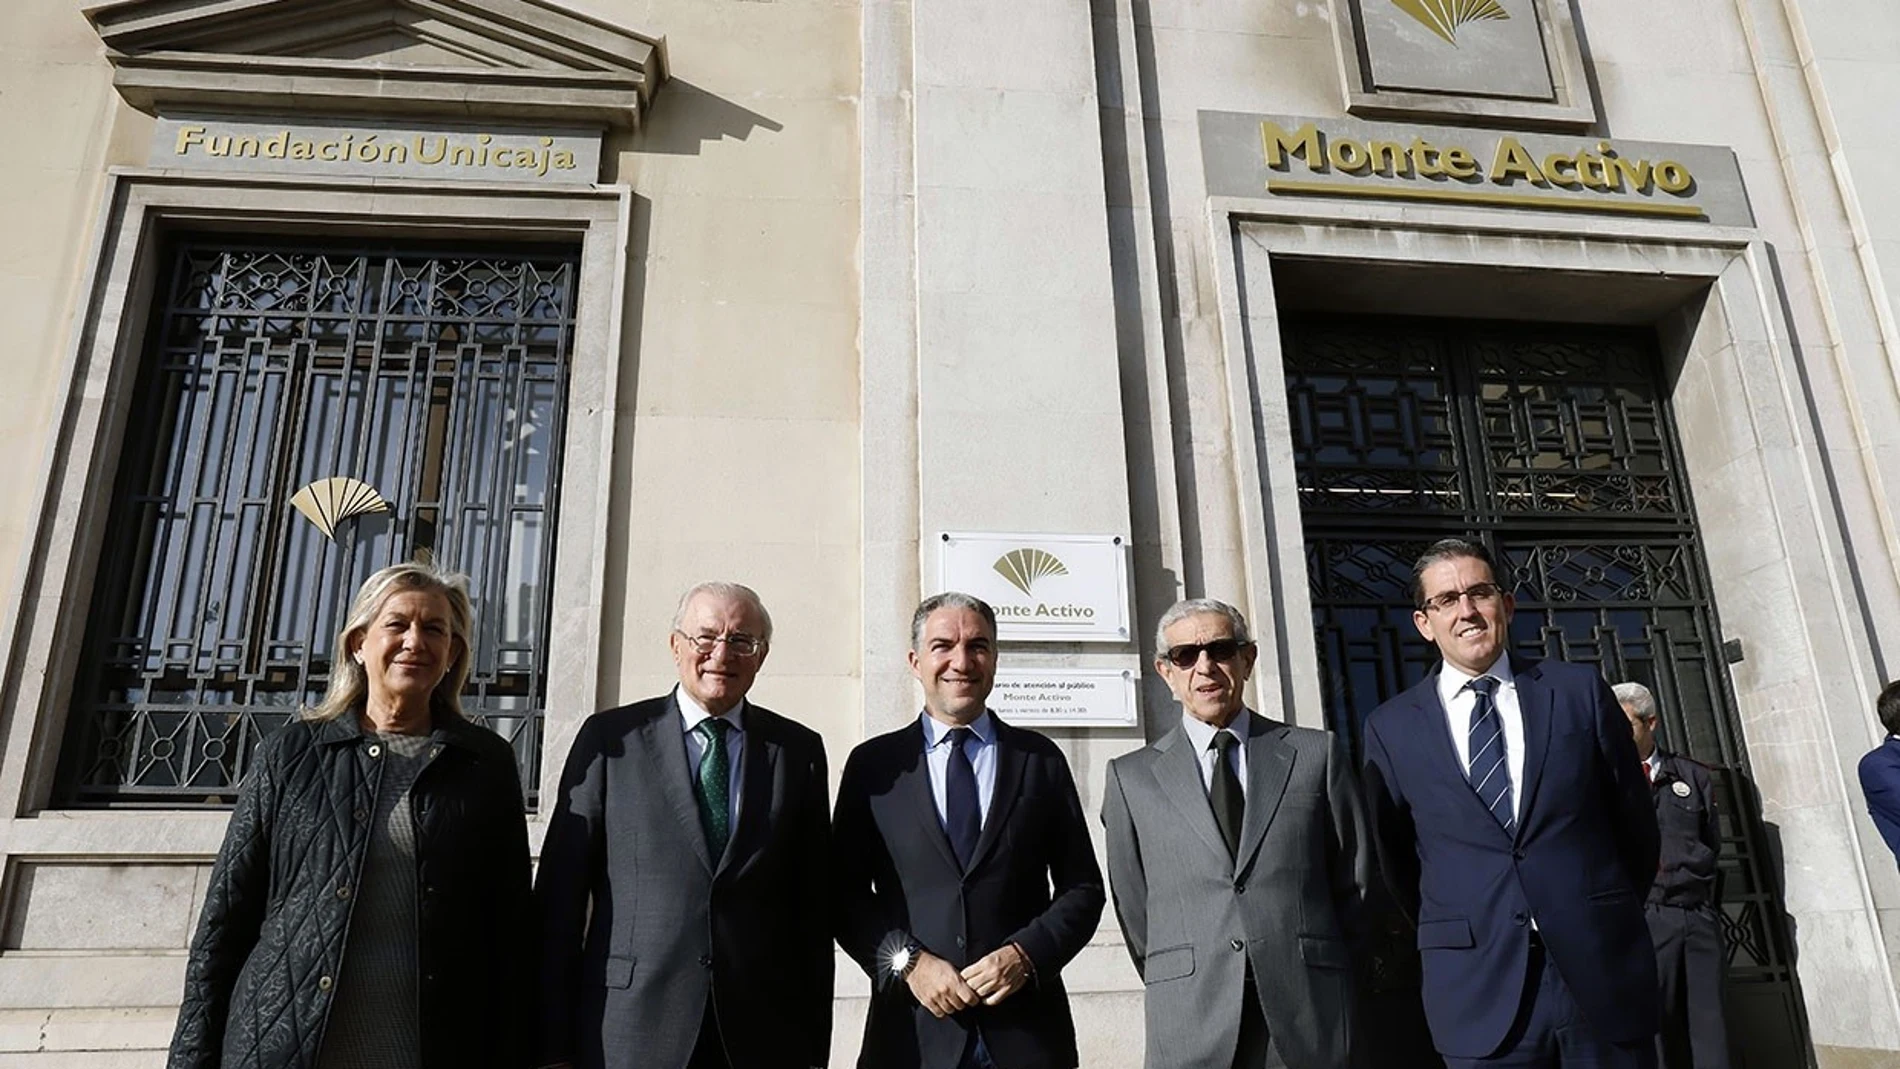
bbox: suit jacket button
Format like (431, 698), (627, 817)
(699, 954), (713, 968)
(1230, 939), (1245, 952)
(1234, 883), (1246, 894)
(955, 936), (966, 949)
(1512, 848), (1526, 860)
(1512, 912), (1528, 926)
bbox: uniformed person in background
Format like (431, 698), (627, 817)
(1616, 682), (1731, 1069)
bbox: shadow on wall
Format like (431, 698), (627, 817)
(633, 80), (785, 156)
(596, 192), (654, 709)
(1721, 766), (1819, 1069)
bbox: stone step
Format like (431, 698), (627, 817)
(0, 945), (1147, 1067)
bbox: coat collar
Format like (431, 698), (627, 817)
(311, 707), (487, 751)
(640, 692), (717, 872)
(1235, 712), (1295, 877)
(899, 711), (1029, 878)
(1149, 710), (1295, 875)
(1406, 653), (1550, 841)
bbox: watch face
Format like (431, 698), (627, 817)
(892, 946), (913, 974)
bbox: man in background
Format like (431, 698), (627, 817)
(1858, 680), (1900, 870)
(1617, 681), (1729, 1069)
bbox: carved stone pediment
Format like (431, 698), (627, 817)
(86, 0), (667, 128)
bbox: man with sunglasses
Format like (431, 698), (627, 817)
(535, 582), (833, 1069)
(1102, 598), (1370, 1069)
(1361, 539), (1659, 1069)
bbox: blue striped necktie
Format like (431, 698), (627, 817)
(1465, 676), (1514, 832)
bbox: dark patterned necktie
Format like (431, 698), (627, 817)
(1465, 676), (1514, 832)
(1210, 731), (1243, 860)
(945, 726), (981, 870)
(694, 718), (732, 860)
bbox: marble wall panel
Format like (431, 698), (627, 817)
(4, 865), (204, 952)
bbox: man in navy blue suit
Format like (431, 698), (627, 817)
(1857, 680), (1900, 868)
(1362, 538), (1660, 1068)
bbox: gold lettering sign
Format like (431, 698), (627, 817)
(1258, 121), (1705, 219)
(170, 124), (580, 177)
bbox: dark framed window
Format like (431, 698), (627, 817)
(56, 238), (578, 807)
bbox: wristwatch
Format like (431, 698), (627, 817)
(891, 936), (924, 980)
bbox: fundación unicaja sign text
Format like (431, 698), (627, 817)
(151, 116), (602, 185)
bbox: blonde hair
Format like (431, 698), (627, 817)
(304, 561), (475, 724)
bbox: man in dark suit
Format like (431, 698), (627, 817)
(1361, 538), (1660, 1069)
(535, 582), (832, 1069)
(1102, 598), (1368, 1069)
(1858, 680), (1900, 868)
(834, 592), (1105, 1069)
(1615, 682), (1729, 1069)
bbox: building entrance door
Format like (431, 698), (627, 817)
(1282, 313), (1812, 1066)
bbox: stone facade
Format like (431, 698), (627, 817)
(2, 0), (1900, 1065)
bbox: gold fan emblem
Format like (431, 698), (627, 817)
(993, 549), (1069, 596)
(1391, 0), (1509, 44)
(289, 477), (392, 540)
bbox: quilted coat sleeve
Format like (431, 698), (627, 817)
(167, 732), (283, 1069)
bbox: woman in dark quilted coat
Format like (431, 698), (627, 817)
(168, 561), (533, 1069)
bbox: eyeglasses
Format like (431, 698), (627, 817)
(675, 631), (765, 657)
(1418, 582), (1505, 614)
(1161, 638), (1252, 669)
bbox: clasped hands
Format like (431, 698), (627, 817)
(905, 943), (1030, 1018)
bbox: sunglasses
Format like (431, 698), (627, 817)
(1161, 638), (1252, 669)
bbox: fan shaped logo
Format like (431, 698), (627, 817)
(289, 476), (391, 540)
(1391, 0), (1509, 45)
(993, 548), (1069, 596)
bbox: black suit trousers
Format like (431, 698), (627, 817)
(1646, 904), (1731, 1069)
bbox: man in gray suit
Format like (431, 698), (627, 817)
(1102, 598), (1369, 1069)
(534, 582), (832, 1069)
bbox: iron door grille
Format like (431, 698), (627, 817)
(56, 240), (579, 807)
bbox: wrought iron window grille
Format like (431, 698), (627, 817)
(56, 240), (579, 808)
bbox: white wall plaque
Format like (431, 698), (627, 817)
(937, 532), (1131, 643)
(990, 668), (1139, 728)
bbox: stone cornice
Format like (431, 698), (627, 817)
(85, 0), (668, 128)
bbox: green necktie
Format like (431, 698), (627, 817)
(694, 718), (732, 860)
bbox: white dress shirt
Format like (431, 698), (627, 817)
(922, 710), (998, 827)
(1645, 747), (1664, 784)
(678, 685), (745, 830)
(1178, 709), (1251, 798)
(1437, 654), (1524, 822)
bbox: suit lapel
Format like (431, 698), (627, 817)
(1152, 725), (1233, 867)
(641, 694), (713, 872)
(1511, 655), (1553, 840)
(968, 716), (1025, 874)
(1415, 671), (1513, 841)
(902, 720), (964, 875)
(717, 712), (776, 878)
(1235, 712), (1294, 876)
